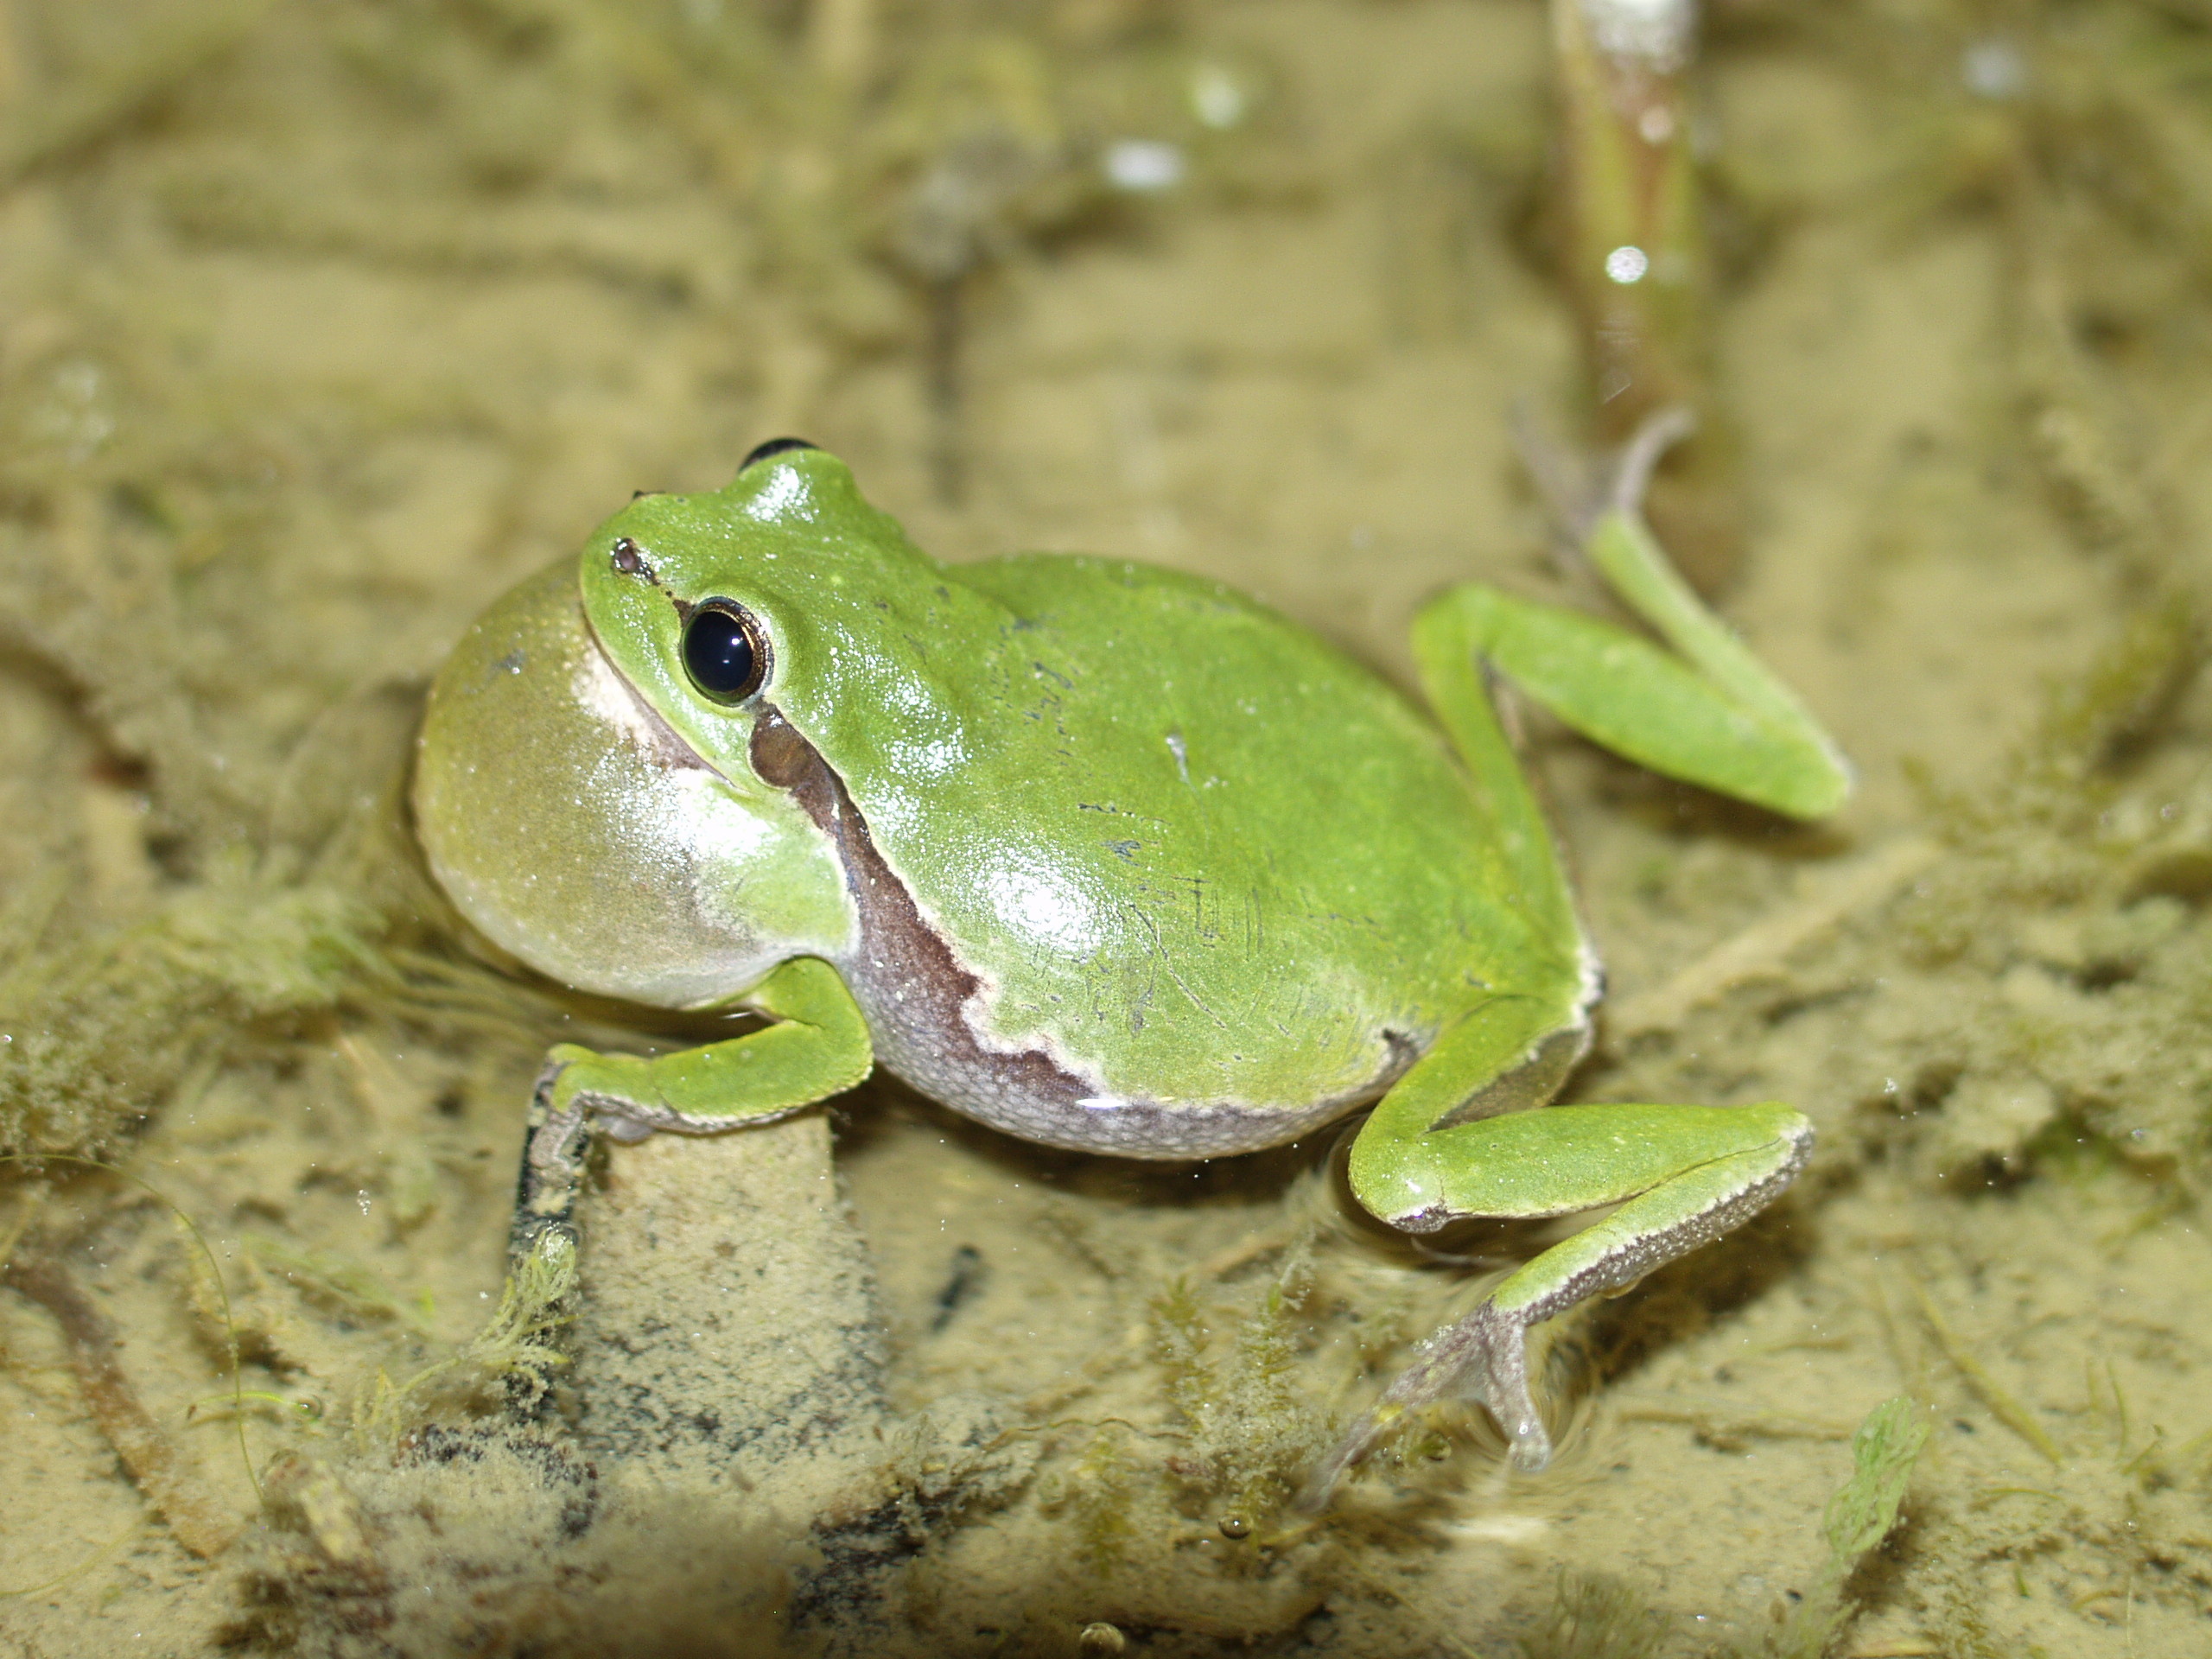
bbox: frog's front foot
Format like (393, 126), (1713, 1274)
(509, 1047), (600, 1264)
(1298, 1297), (1549, 1510)
(512, 1046), (677, 1246)
(501, 1053), (592, 1289)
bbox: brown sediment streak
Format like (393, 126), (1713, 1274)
(747, 704), (1386, 1158)
(3, 1254), (238, 1557)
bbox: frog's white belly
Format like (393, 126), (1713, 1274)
(854, 962), (1394, 1158)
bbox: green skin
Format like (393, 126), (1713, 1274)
(413, 440), (1850, 1502)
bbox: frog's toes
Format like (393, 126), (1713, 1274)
(1300, 1299), (1553, 1510)
(1459, 1304), (1554, 1472)
(526, 1058), (593, 1173)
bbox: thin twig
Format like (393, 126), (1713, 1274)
(1908, 1274), (2063, 1467)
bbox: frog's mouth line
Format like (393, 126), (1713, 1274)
(579, 612), (728, 783)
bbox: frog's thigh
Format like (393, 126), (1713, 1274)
(1346, 994), (1592, 1229)
(548, 956), (874, 1142)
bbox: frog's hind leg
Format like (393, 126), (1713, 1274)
(1309, 1096), (1810, 1504)
(1414, 410), (1851, 823)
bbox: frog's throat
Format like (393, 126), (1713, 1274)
(744, 704), (1391, 1159)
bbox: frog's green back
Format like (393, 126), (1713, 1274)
(922, 551), (1561, 1103)
(582, 451), (1573, 1117)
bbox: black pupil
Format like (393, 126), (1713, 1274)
(683, 607), (758, 699)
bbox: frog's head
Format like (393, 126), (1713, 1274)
(410, 441), (897, 1009)
(569, 439), (940, 770)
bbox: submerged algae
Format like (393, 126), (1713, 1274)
(0, 872), (383, 1163)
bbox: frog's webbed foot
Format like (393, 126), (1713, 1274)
(507, 960), (875, 1270)
(510, 1044), (760, 1249)
(510, 1048), (666, 1274)
(1512, 402), (1695, 553)
(1297, 1298), (1548, 1511)
(1312, 1098), (1815, 1510)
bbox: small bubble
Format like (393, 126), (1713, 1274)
(1962, 38), (2027, 99)
(1605, 245), (1650, 284)
(1103, 140), (1185, 193)
(1191, 67), (1247, 130)
(54, 360), (101, 403)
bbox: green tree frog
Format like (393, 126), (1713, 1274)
(412, 432), (1850, 1497)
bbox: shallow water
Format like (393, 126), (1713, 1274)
(2, 2), (2210, 1654)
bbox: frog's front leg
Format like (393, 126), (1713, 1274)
(1309, 1069), (1812, 1500)
(512, 955), (872, 1259)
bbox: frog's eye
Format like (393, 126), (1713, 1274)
(681, 601), (770, 703)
